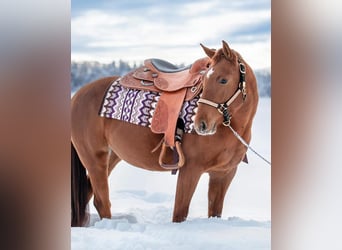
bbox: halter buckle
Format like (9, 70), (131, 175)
(218, 104), (231, 126)
(217, 104), (227, 115)
(239, 62), (246, 74)
(239, 81), (247, 101)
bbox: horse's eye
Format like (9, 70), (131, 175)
(219, 78), (227, 84)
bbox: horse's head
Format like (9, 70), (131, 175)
(194, 40), (251, 136)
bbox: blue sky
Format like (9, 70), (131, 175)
(71, 0), (270, 69)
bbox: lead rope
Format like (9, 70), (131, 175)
(227, 123), (271, 166)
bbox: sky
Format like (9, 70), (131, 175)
(71, 0), (270, 70)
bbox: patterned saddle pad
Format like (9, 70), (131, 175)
(99, 80), (199, 133)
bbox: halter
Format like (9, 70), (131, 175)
(196, 58), (271, 166)
(197, 58), (247, 126)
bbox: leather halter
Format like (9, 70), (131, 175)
(197, 58), (247, 126)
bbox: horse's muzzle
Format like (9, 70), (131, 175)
(194, 120), (217, 136)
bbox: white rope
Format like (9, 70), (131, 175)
(227, 124), (271, 166)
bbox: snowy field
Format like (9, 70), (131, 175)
(71, 97), (271, 250)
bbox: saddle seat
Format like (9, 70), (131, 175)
(119, 57), (210, 170)
(149, 58), (191, 73)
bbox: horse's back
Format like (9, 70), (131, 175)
(71, 76), (119, 153)
(71, 76), (117, 112)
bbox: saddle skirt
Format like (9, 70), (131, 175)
(99, 80), (199, 134)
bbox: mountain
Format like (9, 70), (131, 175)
(71, 61), (271, 97)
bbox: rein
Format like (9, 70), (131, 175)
(197, 58), (271, 166)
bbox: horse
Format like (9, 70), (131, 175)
(71, 40), (259, 226)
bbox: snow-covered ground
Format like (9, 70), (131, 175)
(71, 97), (271, 250)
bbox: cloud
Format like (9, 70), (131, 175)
(71, 0), (270, 69)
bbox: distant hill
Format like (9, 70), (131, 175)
(71, 61), (271, 97)
(254, 68), (271, 97)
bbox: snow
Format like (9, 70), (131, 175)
(71, 97), (271, 250)
(72, 217), (270, 250)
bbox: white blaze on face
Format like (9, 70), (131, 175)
(206, 67), (214, 79)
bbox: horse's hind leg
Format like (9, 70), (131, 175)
(207, 167), (237, 218)
(108, 150), (121, 176)
(71, 76), (121, 222)
(73, 145), (112, 219)
(90, 150), (122, 218)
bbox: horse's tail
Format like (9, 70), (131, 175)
(71, 143), (90, 227)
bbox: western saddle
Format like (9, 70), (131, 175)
(119, 57), (210, 171)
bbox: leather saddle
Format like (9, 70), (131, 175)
(120, 57), (210, 170)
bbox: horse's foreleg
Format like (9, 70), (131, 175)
(207, 167), (237, 218)
(173, 166), (202, 222)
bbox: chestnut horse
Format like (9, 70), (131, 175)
(71, 40), (258, 226)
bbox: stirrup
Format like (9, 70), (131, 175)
(159, 141), (185, 170)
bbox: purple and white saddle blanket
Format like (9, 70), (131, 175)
(99, 80), (199, 133)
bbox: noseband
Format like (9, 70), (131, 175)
(197, 58), (247, 126)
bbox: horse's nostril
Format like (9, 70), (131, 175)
(200, 121), (207, 131)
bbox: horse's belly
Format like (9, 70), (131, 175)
(105, 120), (169, 171)
(105, 119), (246, 172)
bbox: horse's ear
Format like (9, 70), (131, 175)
(200, 43), (215, 58)
(222, 40), (233, 60)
